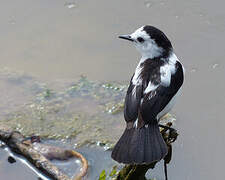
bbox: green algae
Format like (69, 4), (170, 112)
(0, 72), (128, 147)
(0, 70), (175, 147)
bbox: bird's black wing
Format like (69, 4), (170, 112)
(124, 75), (143, 123)
(124, 59), (165, 124)
(140, 61), (184, 124)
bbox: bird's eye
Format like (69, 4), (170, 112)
(137, 37), (145, 43)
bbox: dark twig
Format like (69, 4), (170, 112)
(164, 160), (168, 180)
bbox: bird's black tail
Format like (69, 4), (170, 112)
(111, 123), (168, 164)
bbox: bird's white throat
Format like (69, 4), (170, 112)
(130, 26), (164, 59)
(134, 39), (164, 59)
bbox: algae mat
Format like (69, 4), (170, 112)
(0, 68), (128, 147)
(0, 68), (174, 148)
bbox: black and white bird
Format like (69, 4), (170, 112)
(111, 25), (184, 164)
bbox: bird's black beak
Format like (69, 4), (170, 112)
(118, 35), (134, 42)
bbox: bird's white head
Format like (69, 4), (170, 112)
(119, 25), (173, 59)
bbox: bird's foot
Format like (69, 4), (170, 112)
(159, 124), (178, 143)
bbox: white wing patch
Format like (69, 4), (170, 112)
(160, 64), (172, 87)
(160, 53), (177, 87)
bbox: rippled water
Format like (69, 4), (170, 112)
(0, 0), (225, 179)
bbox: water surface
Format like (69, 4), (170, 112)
(0, 0), (225, 179)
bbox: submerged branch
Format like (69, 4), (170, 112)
(0, 125), (88, 180)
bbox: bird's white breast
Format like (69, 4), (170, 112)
(157, 88), (181, 120)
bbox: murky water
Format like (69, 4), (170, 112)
(0, 0), (225, 179)
(0, 147), (38, 180)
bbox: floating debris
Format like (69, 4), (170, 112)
(212, 63), (219, 69)
(9, 19), (16, 25)
(96, 141), (105, 147)
(144, 0), (166, 8)
(145, 2), (152, 8)
(144, 0), (154, 8)
(64, 2), (76, 9)
(105, 101), (124, 114)
(103, 144), (114, 151)
(8, 156), (16, 164)
(190, 68), (197, 73)
(96, 141), (114, 151)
